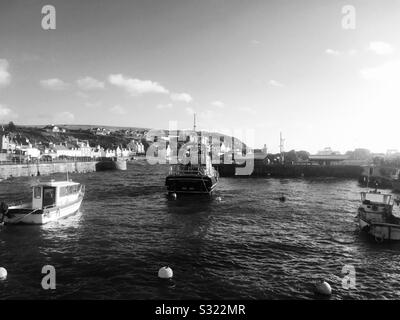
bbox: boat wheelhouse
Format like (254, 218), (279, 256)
(1, 180), (85, 225)
(356, 190), (400, 241)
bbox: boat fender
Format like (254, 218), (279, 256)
(158, 266), (173, 279)
(0, 267), (7, 280)
(313, 280), (332, 296)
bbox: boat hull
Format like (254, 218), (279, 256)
(358, 211), (400, 241)
(165, 175), (218, 194)
(358, 219), (400, 241)
(4, 196), (83, 225)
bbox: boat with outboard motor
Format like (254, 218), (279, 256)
(356, 189), (400, 242)
(0, 179), (85, 225)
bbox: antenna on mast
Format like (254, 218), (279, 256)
(193, 113), (197, 132)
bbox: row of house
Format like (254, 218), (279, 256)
(0, 134), (146, 162)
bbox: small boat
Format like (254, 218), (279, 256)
(0, 180), (85, 225)
(356, 189), (400, 241)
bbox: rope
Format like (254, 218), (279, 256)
(11, 208), (41, 224)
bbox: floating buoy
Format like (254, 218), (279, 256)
(158, 266), (173, 279)
(278, 195), (286, 202)
(171, 193), (177, 200)
(216, 196), (222, 202)
(0, 267), (7, 280)
(314, 280), (332, 296)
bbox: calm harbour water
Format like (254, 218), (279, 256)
(1, 161), (400, 300)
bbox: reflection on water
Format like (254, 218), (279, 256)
(1, 162), (400, 299)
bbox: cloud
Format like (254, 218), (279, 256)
(170, 92), (193, 103)
(198, 109), (217, 120)
(325, 49), (358, 56)
(360, 60), (400, 82)
(348, 49), (358, 56)
(0, 104), (18, 119)
(76, 91), (90, 99)
(40, 78), (69, 90)
(368, 41), (394, 55)
(108, 74), (169, 96)
(211, 100), (225, 108)
(325, 49), (341, 56)
(268, 80), (284, 87)
(109, 105), (126, 115)
(238, 106), (256, 115)
(77, 76), (105, 90)
(55, 111), (74, 123)
(0, 59), (11, 87)
(185, 107), (195, 115)
(84, 101), (102, 108)
(156, 103), (173, 109)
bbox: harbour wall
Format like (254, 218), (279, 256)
(215, 164), (364, 178)
(95, 159), (127, 171)
(0, 161), (96, 179)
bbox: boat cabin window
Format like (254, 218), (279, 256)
(361, 192), (391, 204)
(59, 184), (80, 197)
(42, 187), (56, 208)
(33, 186), (41, 199)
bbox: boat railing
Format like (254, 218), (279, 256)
(169, 165), (215, 177)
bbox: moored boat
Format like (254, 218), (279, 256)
(165, 114), (219, 195)
(166, 162), (219, 195)
(0, 180), (85, 225)
(356, 189), (400, 241)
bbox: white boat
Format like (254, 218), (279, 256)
(356, 189), (400, 242)
(0, 180), (85, 225)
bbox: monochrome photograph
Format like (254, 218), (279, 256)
(0, 0), (399, 311)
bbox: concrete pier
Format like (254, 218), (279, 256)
(0, 161), (96, 180)
(214, 163), (364, 178)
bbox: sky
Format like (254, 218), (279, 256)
(0, 0), (400, 153)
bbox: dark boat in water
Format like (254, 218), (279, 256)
(165, 162), (219, 195)
(165, 113), (219, 195)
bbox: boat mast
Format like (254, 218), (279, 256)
(193, 113), (201, 166)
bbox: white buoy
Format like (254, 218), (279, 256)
(216, 196), (222, 202)
(158, 266), (173, 279)
(0, 267), (7, 280)
(314, 280), (332, 296)
(171, 193), (177, 200)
